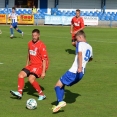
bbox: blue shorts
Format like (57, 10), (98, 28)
(60, 71), (84, 86)
(11, 22), (18, 28)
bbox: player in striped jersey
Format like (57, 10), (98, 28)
(8, 7), (23, 38)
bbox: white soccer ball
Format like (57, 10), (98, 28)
(26, 98), (37, 110)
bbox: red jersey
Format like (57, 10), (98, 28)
(28, 40), (49, 70)
(71, 16), (84, 32)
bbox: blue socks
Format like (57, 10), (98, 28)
(10, 28), (13, 35)
(10, 28), (22, 35)
(61, 86), (65, 100)
(17, 29), (22, 33)
(55, 86), (65, 104)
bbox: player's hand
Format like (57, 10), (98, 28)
(77, 68), (82, 73)
(25, 64), (28, 67)
(70, 31), (73, 34)
(74, 31), (78, 34)
(41, 72), (45, 79)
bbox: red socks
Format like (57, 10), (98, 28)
(18, 78), (24, 94)
(18, 78), (44, 96)
(31, 81), (44, 96)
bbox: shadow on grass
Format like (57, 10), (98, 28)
(8, 36), (22, 39)
(23, 81), (44, 97)
(51, 89), (81, 105)
(52, 110), (65, 114)
(65, 49), (75, 55)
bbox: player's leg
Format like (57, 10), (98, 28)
(10, 25), (14, 37)
(53, 71), (75, 113)
(55, 80), (65, 103)
(53, 79), (66, 113)
(10, 69), (28, 99)
(71, 34), (77, 47)
(14, 23), (23, 36)
(72, 39), (77, 47)
(28, 73), (46, 100)
(53, 71), (83, 112)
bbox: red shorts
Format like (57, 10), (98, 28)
(24, 64), (42, 78)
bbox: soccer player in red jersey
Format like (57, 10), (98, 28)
(71, 9), (85, 47)
(10, 29), (49, 100)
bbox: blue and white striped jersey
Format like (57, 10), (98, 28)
(9, 13), (18, 23)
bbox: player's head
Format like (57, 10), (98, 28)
(76, 9), (80, 17)
(75, 30), (86, 42)
(12, 7), (16, 13)
(32, 29), (40, 43)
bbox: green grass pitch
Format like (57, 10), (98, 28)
(0, 25), (117, 117)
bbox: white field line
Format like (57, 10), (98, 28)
(0, 63), (4, 64)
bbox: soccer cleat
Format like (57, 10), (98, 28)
(52, 105), (63, 111)
(52, 105), (56, 110)
(22, 32), (24, 37)
(38, 95), (46, 100)
(10, 35), (13, 38)
(53, 101), (66, 113)
(10, 90), (22, 99)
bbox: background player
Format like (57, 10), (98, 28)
(52, 30), (93, 113)
(10, 29), (49, 100)
(71, 9), (85, 47)
(8, 7), (23, 38)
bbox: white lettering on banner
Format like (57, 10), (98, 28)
(45, 16), (98, 26)
(82, 16), (98, 25)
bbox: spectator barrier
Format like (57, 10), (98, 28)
(0, 14), (34, 24)
(45, 15), (98, 25)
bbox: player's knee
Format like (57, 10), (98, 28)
(18, 73), (24, 78)
(18, 71), (26, 78)
(72, 42), (76, 47)
(28, 77), (35, 84)
(55, 80), (63, 88)
(16, 28), (18, 30)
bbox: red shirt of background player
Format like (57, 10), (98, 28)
(71, 16), (84, 39)
(25, 40), (49, 77)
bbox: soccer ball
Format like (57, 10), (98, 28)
(26, 98), (37, 110)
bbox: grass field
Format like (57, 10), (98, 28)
(0, 25), (117, 117)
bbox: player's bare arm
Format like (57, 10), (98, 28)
(70, 24), (73, 34)
(74, 26), (85, 34)
(8, 14), (11, 19)
(41, 59), (46, 79)
(78, 52), (82, 73)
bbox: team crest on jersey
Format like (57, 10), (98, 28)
(74, 22), (80, 26)
(29, 47), (38, 56)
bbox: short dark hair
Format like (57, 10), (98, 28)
(32, 29), (40, 34)
(12, 7), (16, 10)
(76, 30), (86, 38)
(76, 9), (80, 13)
